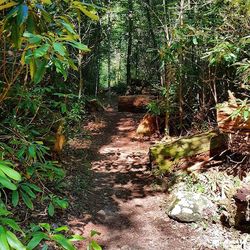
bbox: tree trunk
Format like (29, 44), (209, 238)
(144, 0), (161, 82)
(107, 0), (112, 98)
(78, 11), (84, 99)
(126, 0), (133, 86)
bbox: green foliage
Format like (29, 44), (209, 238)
(0, 161), (21, 191)
(45, 194), (69, 217)
(230, 99), (250, 121)
(205, 42), (239, 66)
(0, 1), (102, 249)
(26, 223), (84, 250)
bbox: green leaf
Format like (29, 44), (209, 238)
(243, 110), (249, 121)
(51, 234), (75, 250)
(6, 231), (26, 250)
(34, 59), (47, 84)
(0, 175), (17, 190)
(72, 2), (99, 21)
(21, 185), (36, 198)
(60, 103), (67, 114)
(68, 41), (90, 51)
(54, 59), (68, 80)
(192, 36), (198, 45)
(12, 190), (19, 207)
(90, 230), (101, 237)
(28, 145), (36, 158)
(17, 4), (28, 25)
(17, 146), (26, 159)
(69, 235), (86, 242)
(53, 43), (66, 56)
(29, 36), (42, 44)
(90, 240), (102, 250)
(48, 202), (55, 217)
(0, 163), (21, 181)
(0, 207), (11, 216)
(27, 232), (48, 250)
(39, 223), (50, 232)
(41, 0), (52, 4)
(0, 1), (18, 11)
(0, 226), (10, 250)
(34, 44), (50, 58)
(24, 183), (42, 192)
(68, 58), (78, 71)
(20, 190), (34, 210)
(0, 218), (23, 234)
(54, 226), (69, 232)
(59, 20), (76, 35)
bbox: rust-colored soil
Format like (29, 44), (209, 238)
(62, 108), (220, 250)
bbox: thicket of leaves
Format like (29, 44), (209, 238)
(96, 0), (249, 133)
(0, 0), (102, 249)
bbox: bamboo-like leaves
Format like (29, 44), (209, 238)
(0, 1), (18, 11)
(0, 161), (21, 190)
(72, 1), (99, 21)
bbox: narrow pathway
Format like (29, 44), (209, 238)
(64, 109), (200, 250)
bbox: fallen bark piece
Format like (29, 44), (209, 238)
(118, 95), (156, 113)
(136, 114), (165, 136)
(167, 191), (216, 222)
(150, 130), (228, 173)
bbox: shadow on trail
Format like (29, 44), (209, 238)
(63, 109), (161, 231)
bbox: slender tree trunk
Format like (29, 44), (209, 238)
(117, 38), (123, 84)
(178, 0), (185, 129)
(163, 0), (171, 136)
(144, 0), (161, 82)
(145, 0), (157, 49)
(78, 11), (84, 99)
(95, 46), (100, 97)
(126, 0), (133, 86)
(107, 0), (112, 98)
(94, 20), (102, 97)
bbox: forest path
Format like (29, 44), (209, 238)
(64, 107), (200, 250)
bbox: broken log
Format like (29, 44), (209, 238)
(150, 130), (228, 173)
(118, 95), (157, 113)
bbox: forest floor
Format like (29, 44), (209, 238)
(61, 103), (249, 250)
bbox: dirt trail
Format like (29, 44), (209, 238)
(64, 109), (201, 250)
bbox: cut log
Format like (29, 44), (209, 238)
(217, 102), (250, 134)
(150, 130), (228, 173)
(118, 95), (157, 113)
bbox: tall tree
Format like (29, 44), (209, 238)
(126, 0), (133, 86)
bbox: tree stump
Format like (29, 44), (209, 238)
(233, 187), (250, 228)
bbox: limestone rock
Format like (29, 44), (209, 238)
(167, 191), (216, 222)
